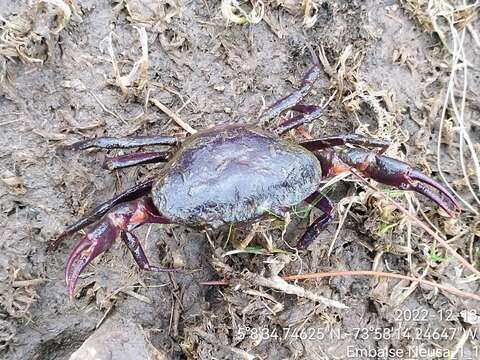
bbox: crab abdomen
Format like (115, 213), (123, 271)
(152, 125), (322, 228)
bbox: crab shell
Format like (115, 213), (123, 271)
(152, 124), (322, 229)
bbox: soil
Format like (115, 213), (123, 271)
(1, 1), (479, 359)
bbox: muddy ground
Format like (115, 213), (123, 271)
(1, 1), (479, 359)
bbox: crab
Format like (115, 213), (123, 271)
(50, 54), (459, 296)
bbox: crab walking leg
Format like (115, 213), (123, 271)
(61, 134), (179, 151)
(301, 135), (390, 153)
(258, 65), (321, 126)
(103, 151), (170, 170)
(296, 192), (334, 250)
(289, 104), (321, 114)
(121, 230), (178, 272)
(316, 149), (460, 216)
(274, 105), (324, 135)
(49, 180), (154, 251)
(65, 197), (170, 295)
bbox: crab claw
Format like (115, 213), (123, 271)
(63, 197), (171, 296)
(331, 149), (460, 216)
(65, 222), (118, 296)
(405, 170), (460, 216)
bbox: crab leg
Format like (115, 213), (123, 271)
(103, 151), (170, 170)
(61, 134), (178, 151)
(258, 66), (320, 125)
(64, 197), (170, 296)
(121, 230), (178, 272)
(274, 105), (324, 135)
(301, 135), (390, 153)
(258, 46), (321, 126)
(296, 192), (334, 250)
(316, 148), (460, 216)
(49, 180), (154, 251)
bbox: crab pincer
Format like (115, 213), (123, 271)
(318, 148), (460, 216)
(64, 197), (176, 296)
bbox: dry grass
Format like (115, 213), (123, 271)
(401, 1), (478, 53)
(221, 0), (322, 28)
(269, 0), (321, 27)
(114, 0), (182, 24)
(391, 4), (480, 312)
(221, 0), (265, 24)
(106, 23), (198, 134)
(0, 268), (40, 321)
(0, 0), (79, 76)
(401, 2), (480, 215)
(108, 26), (149, 97)
(318, 45), (407, 153)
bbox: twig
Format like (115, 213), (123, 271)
(203, 267), (480, 302)
(328, 193), (354, 257)
(90, 91), (125, 124)
(281, 270), (480, 302)
(253, 274), (347, 308)
(212, 260), (347, 309)
(449, 325), (472, 360)
(391, 266), (429, 306)
(149, 98), (197, 134)
(0, 119), (22, 127)
(120, 289), (152, 304)
(12, 279), (47, 287)
(95, 306), (113, 329)
(201, 280), (229, 286)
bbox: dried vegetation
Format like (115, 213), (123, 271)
(0, 0), (80, 83)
